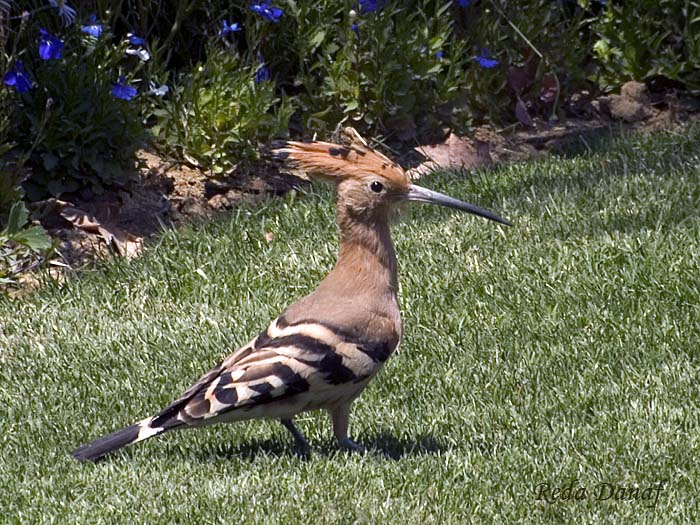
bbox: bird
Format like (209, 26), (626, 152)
(72, 128), (510, 462)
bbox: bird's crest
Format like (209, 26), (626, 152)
(274, 127), (409, 188)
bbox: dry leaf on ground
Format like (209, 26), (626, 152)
(410, 133), (492, 177)
(60, 206), (143, 260)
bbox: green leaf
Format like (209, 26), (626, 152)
(429, 36), (445, 52)
(14, 226), (52, 252)
(309, 29), (327, 51)
(436, 1), (452, 18)
(6, 202), (28, 235)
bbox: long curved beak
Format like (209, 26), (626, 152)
(405, 185), (512, 226)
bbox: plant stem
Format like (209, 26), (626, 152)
(487, 0), (561, 120)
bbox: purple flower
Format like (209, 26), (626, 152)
(359, 0), (385, 13)
(220, 19), (241, 36)
(351, 23), (359, 34)
(250, 1), (283, 23)
(39, 28), (64, 60)
(81, 14), (103, 37)
(3, 61), (33, 94)
(112, 77), (137, 100)
(127, 33), (146, 46)
(475, 49), (499, 69)
(457, 0), (471, 7)
(255, 63), (271, 83)
(435, 50), (444, 59)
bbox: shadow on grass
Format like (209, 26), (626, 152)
(183, 431), (449, 463)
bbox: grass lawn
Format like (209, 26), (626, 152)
(1, 126), (699, 523)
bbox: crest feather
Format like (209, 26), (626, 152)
(274, 128), (407, 186)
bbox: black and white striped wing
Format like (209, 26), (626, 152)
(152, 318), (384, 427)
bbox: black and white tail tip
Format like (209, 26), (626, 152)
(72, 417), (175, 462)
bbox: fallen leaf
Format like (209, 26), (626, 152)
(60, 206), (102, 234)
(411, 133), (492, 177)
(515, 98), (533, 127)
(110, 228), (143, 259)
(507, 65), (534, 94)
(60, 206), (143, 260)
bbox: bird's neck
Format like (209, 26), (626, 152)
(328, 206), (398, 297)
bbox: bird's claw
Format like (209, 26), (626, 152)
(338, 437), (366, 453)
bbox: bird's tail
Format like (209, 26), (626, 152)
(72, 416), (181, 462)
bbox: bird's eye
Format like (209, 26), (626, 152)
(369, 181), (384, 193)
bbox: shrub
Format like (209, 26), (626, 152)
(0, 90), (21, 217)
(466, 0), (595, 121)
(0, 199), (53, 289)
(260, 0), (595, 134)
(148, 47), (293, 174)
(3, 16), (145, 200)
(284, 1), (470, 137)
(588, 0), (700, 90)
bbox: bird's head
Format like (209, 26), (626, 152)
(274, 128), (511, 226)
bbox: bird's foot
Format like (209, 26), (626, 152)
(338, 437), (366, 453)
(281, 418), (311, 459)
(293, 443), (311, 460)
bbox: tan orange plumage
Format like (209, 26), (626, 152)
(276, 137), (408, 188)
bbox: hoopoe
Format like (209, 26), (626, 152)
(72, 129), (510, 462)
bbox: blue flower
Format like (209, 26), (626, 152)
(475, 49), (499, 69)
(220, 19), (241, 36)
(457, 0), (471, 7)
(255, 63), (271, 83)
(125, 33), (150, 61)
(351, 23), (359, 34)
(81, 14), (103, 37)
(127, 33), (146, 46)
(475, 56), (499, 68)
(3, 61), (33, 94)
(39, 28), (64, 60)
(359, 0), (385, 13)
(435, 50), (444, 59)
(250, 1), (283, 23)
(48, 0), (77, 26)
(112, 77), (137, 100)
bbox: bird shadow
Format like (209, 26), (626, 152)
(361, 431), (448, 459)
(187, 431), (448, 464)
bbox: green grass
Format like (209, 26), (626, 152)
(1, 126), (699, 524)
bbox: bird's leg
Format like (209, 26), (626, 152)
(280, 418), (311, 456)
(330, 402), (366, 452)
